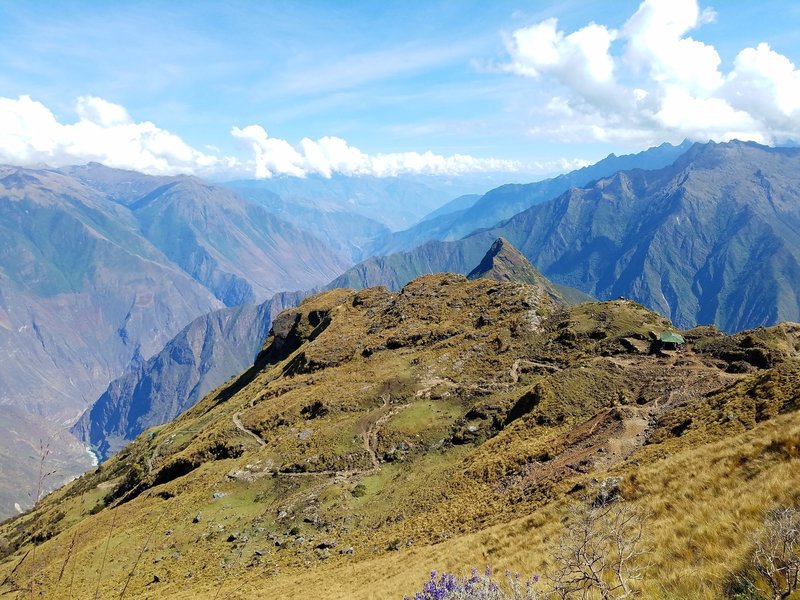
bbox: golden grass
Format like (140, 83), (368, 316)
(2, 278), (799, 599)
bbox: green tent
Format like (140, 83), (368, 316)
(659, 331), (685, 344)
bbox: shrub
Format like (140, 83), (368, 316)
(549, 500), (647, 599)
(751, 506), (800, 600)
(405, 568), (540, 600)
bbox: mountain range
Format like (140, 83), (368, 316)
(336, 140), (800, 333)
(69, 140), (800, 474)
(4, 139), (800, 524)
(365, 140), (692, 256)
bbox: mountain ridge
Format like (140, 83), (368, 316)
(333, 140), (800, 332)
(1, 267), (798, 598)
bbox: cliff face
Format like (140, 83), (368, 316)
(72, 292), (304, 459)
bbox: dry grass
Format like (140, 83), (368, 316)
(1, 277), (799, 599)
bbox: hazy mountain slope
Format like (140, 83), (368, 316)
(225, 187), (391, 263)
(0, 164), (352, 517)
(368, 140), (692, 255)
(0, 167), (223, 422)
(418, 193), (481, 222)
(2, 268), (798, 599)
(73, 291), (304, 460)
(226, 174), (470, 231)
(332, 141), (800, 332)
(130, 177), (350, 305)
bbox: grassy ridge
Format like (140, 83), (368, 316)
(0, 274), (798, 598)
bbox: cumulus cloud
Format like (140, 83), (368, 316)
(231, 124), (521, 178)
(0, 95), (226, 175)
(503, 0), (800, 145)
(0, 95), (526, 178)
(505, 17), (621, 110)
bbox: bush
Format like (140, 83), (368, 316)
(751, 506), (800, 600)
(405, 568), (540, 600)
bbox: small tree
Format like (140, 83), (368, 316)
(752, 507), (800, 600)
(549, 499), (647, 599)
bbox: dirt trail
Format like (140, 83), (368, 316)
(359, 394), (409, 469)
(509, 358), (561, 384)
(233, 412), (267, 447)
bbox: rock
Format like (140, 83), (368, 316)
(592, 477), (623, 506)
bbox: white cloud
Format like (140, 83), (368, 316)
(504, 0), (800, 145)
(0, 95), (224, 175)
(505, 18), (622, 109)
(231, 124), (522, 178)
(0, 95), (525, 179)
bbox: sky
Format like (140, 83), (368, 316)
(1, 0), (799, 180)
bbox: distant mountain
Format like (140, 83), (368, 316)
(223, 186), (391, 263)
(73, 291), (303, 460)
(0, 164), (349, 516)
(225, 174), (483, 232)
(367, 140), (692, 256)
(0, 166), (221, 423)
(65, 164), (350, 305)
(332, 141), (800, 332)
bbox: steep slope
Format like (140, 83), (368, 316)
(72, 291), (304, 460)
(1, 271), (798, 599)
(368, 140), (692, 255)
(0, 164), (351, 517)
(225, 174), (477, 232)
(333, 141), (800, 332)
(225, 186), (391, 263)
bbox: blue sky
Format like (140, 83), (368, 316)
(1, 0), (799, 179)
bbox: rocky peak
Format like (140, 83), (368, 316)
(467, 237), (566, 305)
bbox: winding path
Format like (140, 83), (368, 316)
(233, 412), (267, 447)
